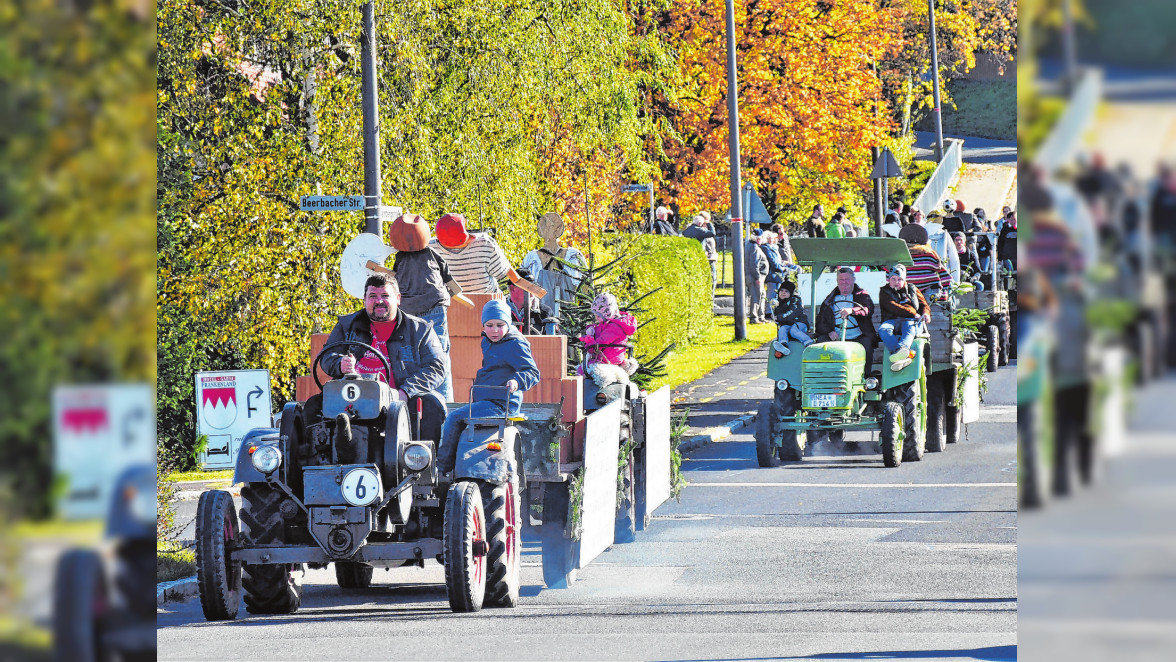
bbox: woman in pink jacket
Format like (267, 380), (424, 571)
(579, 292), (639, 376)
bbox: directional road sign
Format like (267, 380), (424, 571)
(300, 195), (364, 211)
(194, 369), (273, 470)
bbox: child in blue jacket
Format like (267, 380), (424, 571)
(437, 299), (540, 475)
(772, 280), (814, 354)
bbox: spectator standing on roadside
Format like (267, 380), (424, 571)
(682, 211), (719, 294)
(744, 229), (769, 323)
(805, 204), (827, 238)
(651, 205), (679, 235)
(769, 222), (794, 263)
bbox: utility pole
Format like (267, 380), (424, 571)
(725, 0), (746, 341)
(361, 2), (382, 235)
(928, 0), (945, 163)
(1062, 0), (1079, 95)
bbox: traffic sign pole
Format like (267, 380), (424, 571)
(361, 2), (382, 235)
(725, 0), (746, 340)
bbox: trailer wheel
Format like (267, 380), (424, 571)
(614, 452), (637, 544)
(945, 403), (963, 444)
(195, 489), (242, 621)
(53, 549), (106, 662)
(240, 483), (302, 614)
(483, 480), (521, 608)
(444, 481), (487, 612)
(1019, 401), (1048, 509)
(335, 562), (374, 589)
(755, 403), (783, 467)
(998, 315), (1011, 367)
(926, 373), (947, 453)
(985, 325), (1000, 373)
(539, 483), (578, 589)
(880, 401), (905, 468)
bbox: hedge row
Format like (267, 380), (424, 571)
(617, 235), (714, 361)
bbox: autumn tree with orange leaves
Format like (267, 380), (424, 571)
(655, 0), (904, 222)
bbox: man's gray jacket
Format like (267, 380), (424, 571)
(321, 308), (448, 398)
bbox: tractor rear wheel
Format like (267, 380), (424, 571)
(756, 403), (782, 467)
(926, 373), (948, 453)
(240, 483), (302, 614)
(195, 489), (242, 621)
(335, 562), (374, 589)
(444, 481), (487, 612)
(53, 549), (106, 662)
(880, 401), (904, 468)
(483, 481), (521, 608)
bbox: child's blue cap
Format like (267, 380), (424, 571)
(482, 299), (511, 325)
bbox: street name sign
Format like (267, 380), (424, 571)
(300, 195), (364, 211)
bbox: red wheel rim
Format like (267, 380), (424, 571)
(471, 503), (485, 586)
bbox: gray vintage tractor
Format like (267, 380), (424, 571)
(194, 341), (521, 618)
(53, 464), (157, 662)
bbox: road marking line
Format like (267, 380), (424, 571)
(687, 482), (1017, 488)
(699, 397), (712, 403)
(738, 380), (750, 386)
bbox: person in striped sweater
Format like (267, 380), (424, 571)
(431, 213), (512, 295)
(899, 224), (954, 300)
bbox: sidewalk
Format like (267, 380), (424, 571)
(670, 342), (773, 452)
(950, 162), (1017, 217)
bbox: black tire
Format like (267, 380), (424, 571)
(54, 549), (105, 662)
(240, 483), (302, 614)
(539, 483), (578, 589)
(1009, 310), (1018, 360)
(998, 315), (1011, 367)
(1136, 322), (1154, 385)
(899, 368), (926, 463)
(1019, 402), (1047, 509)
(335, 562), (374, 589)
(926, 374), (947, 453)
(114, 540), (157, 618)
(755, 403), (782, 467)
(773, 389), (806, 462)
(444, 481), (487, 612)
(985, 325), (999, 373)
(195, 489), (241, 621)
(482, 481), (521, 608)
(945, 404), (963, 444)
(614, 453), (637, 544)
(880, 401), (904, 468)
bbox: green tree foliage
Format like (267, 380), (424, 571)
(0, 1), (155, 516)
(157, 0), (675, 465)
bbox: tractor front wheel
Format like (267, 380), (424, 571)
(756, 403), (783, 467)
(926, 373), (948, 453)
(985, 325), (1000, 373)
(53, 549), (106, 662)
(900, 366), (927, 463)
(880, 401), (905, 468)
(444, 481), (487, 612)
(483, 480), (521, 608)
(195, 489), (242, 621)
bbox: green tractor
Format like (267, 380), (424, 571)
(755, 238), (930, 468)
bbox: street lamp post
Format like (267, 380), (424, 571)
(928, 0), (945, 163)
(725, 0), (746, 340)
(361, 2), (381, 234)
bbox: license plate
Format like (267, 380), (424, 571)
(811, 394), (837, 408)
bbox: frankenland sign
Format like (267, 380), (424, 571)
(300, 195), (364, 211)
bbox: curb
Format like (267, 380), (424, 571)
(679, 411), (757, 454)
(157, 577), (198, 607)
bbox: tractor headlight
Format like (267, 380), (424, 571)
(251, 445), (282, 474)
(865, 377), (879, 390)
(403, 444), (433, 472)
(775, 379), (790, 391)
(126, 484), (157, 526)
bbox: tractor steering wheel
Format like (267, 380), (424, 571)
(312, 340), (393, 390)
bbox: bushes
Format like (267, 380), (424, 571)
(618, 235), (713, 361)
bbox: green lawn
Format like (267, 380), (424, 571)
(164, 468), (234, 483)
(917, 79), (1016, 141)
(647, 315), (778, 392)
(158, 541), (196, 582)
(11, 518), (103, 544)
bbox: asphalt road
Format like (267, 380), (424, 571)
(914, 131), (1016, 167)
(158, 362), (1017, 661)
